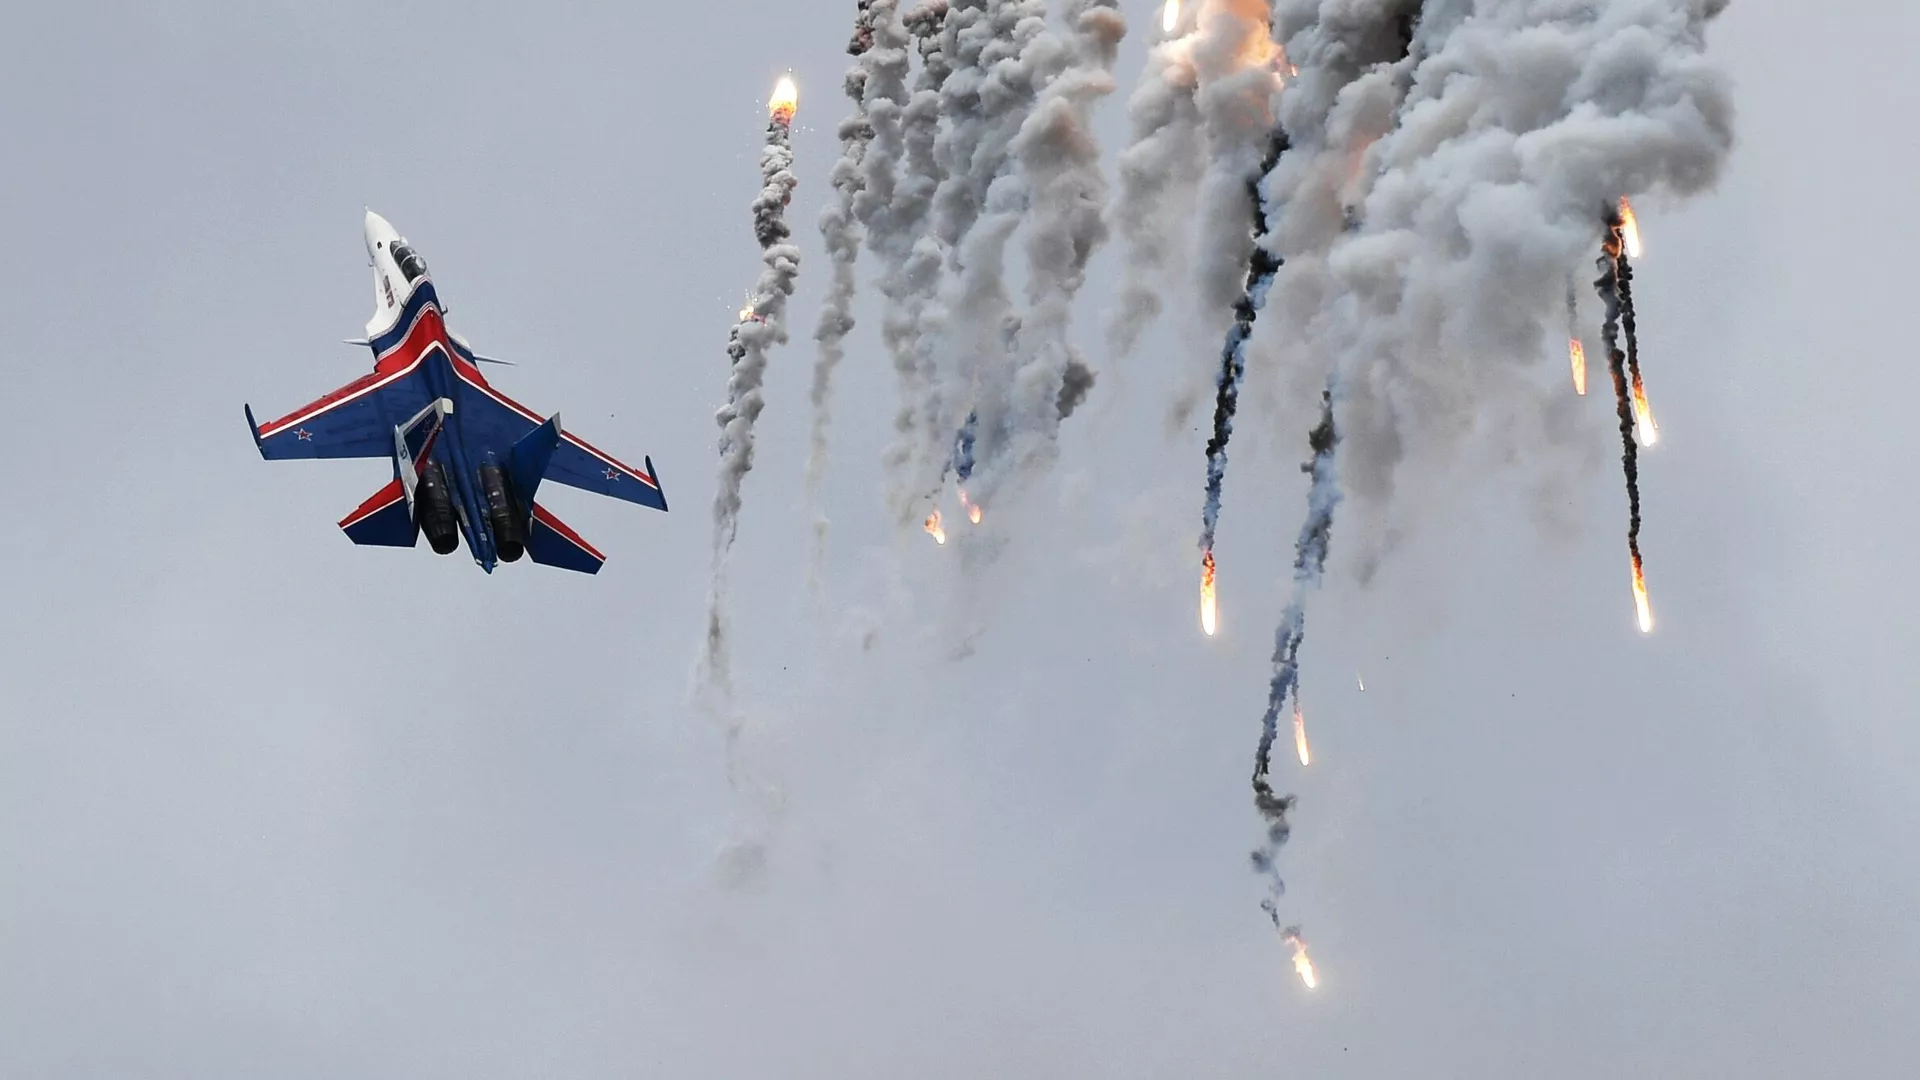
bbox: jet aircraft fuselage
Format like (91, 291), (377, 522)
(245, 211), (666, 574)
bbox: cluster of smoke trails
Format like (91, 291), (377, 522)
(806, 3), (882, 578)
(1250, 387), (1339, 922)
(896, 0), (1055, 522)
(879, 0), (991, 523)
(1106, 6), (1202, 357)
(1197, 127), (1289, 626)
(875, 2), (963, 523)
(989, 0), (1127, 498)
(1596, 216), (1652, 635)
(703, 82), (801, 696)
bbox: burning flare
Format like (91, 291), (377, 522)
(923, 509), (947, 546)
(1618, 197), (1643, 259)
(1632, 556), (1654, 634)
(768, 75), (799, 123)
(1292, 699), (1310, 767)
(959, 489), (983, 526)
(1283, 929), (1319, 990)
(1200, 549), (1219, 637)
(1568, 338), (1588, 396)
(1162, 0), (1180, 34)
(1631, 375), (1660, 446)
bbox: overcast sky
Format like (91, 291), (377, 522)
(2, 2), (1916, 1076)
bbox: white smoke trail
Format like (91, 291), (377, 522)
(704, 89), (802, 695)
(1271, 0), (1733, 507)
(983, 0), (1127, 501)
(1105, 7), (1203, 357)
(806, 4), (883, 575)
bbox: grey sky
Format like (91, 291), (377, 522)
(2, 1), (1915, 1076)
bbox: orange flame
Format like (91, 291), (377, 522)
(769, 76), (799, 123)
(1619, 197), (1643, 259)
(1200, 549), (1219, 637)
(1161, 0), (1180, 33)
(1632, 557), (1654, 634)
(1283, 930), (1319, 990)
(959, 489), (983, 525)
(1631, 375), (1660, 446)
(1568, 338), (1587, 396)
(924, 509), (947, 546)
(1293, 699), (1311, 767)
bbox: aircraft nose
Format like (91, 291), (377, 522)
(363, 208), (396, 256)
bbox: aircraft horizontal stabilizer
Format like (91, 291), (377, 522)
(525, 502), (604, 574)
(339, 477), (418, 547)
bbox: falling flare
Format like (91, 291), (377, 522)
(1292, 699), (1310, 767)
(1568, 338), (1588, 396)
(1283, 929), (1319, 990)
(1161, 0), (1180, 34)
(1200, 549), (1219, 637)
(959, 489), (983, 525)
(1632, 557), (1654, 634)
(768, 75), (799, 123)
(1631, 376), (1660, 446)
(923, 509), (947, 546)
(1619, 197), (1643, 259)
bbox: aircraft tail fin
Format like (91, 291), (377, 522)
(525, 502), (604, 574)
(339, 477), (418, 547)
(508, 415), (562, 508)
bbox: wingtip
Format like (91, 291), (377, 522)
(646, 456), (668, 512)
(244, 404), (266, 455)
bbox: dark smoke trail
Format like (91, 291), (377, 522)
(1250, 386), (1340, 910)
(1198, 128), (1289, 563)
(1595, 214), (1647, 622)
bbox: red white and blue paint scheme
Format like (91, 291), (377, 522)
(245, 210), (667, 574)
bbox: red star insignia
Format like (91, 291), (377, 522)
(295, 428), (314, 441)
(603, 467), (621, 481)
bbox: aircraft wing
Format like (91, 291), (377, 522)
(247, 360), (435, 460)
(454, 375), (668, 512)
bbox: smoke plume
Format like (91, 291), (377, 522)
(1264, 1), (1730, 508)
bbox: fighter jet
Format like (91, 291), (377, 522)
(244, 210), (667, 574)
